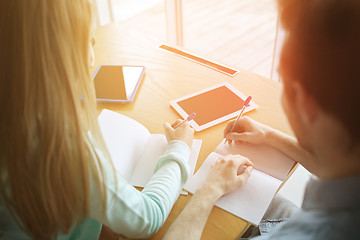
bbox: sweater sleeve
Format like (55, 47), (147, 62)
(88, 139), (191, 239)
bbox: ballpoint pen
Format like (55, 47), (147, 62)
(225, 96), (252, 144)
(174, 113), (196, 129)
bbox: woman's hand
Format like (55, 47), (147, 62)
(164, 120), (194, 148)
(224, 116), (272, 144)
(202, 154), (253, 199)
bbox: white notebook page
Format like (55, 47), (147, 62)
(98, 109), (150, 180)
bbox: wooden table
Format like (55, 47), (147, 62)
(93, 23), (293, 240)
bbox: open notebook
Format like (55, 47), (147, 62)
(98, 109), (202, 189)
(184, 140), (294, 225)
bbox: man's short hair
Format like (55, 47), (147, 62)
(278, 0), (360, 141)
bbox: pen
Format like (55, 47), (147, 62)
(225, 96), (252, 144)
(174, 113), (196, 129)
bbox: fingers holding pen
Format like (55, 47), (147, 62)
(164, 120), (194, 148)
(170, 119), (183, 128)
(224, 117), (250, 138)
(224, 118), (248, 144)
(224, 116), (269, 145)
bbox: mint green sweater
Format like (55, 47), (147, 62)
(0, 140), (191, 239)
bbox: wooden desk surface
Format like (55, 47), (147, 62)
(94, 23), (293, 240)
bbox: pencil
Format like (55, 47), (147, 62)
(225, 96), (252, 144)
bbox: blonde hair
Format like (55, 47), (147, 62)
(0, 0), (108, 238)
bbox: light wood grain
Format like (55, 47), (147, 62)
(94, 23), (292, 240)
(116, 0), (278, 79)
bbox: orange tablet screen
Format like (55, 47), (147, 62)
(177, 86), (244, 126)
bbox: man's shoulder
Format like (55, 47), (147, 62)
(257, 208), (360, 240)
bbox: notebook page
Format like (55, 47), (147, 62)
(129, 134), (202, 187)
(215, 140), (294, 181)
(129, 134), (167, 186)
(98, 109), (151, 181)
(184, 152), (282, 225)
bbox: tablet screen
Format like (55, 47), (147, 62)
(177, 86), (244, 126)
(170, 82), (258, 131)
(93, 65), (145, 103)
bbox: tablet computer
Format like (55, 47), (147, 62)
(170, 82), (258, 131)
(93, 65), (145, 103)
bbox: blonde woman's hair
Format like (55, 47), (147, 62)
(0, 0), (109, 238)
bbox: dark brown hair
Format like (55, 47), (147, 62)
(278, 0), (360, 141)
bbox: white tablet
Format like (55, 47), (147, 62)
(93, 65), (145, 103)
(170, 82), (258, 131)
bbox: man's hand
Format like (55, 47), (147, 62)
(224, 116), (272, 144)
(224, 117), (316, 173)
(163, 154), (253, 240)
(201, 154), (253, 200)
